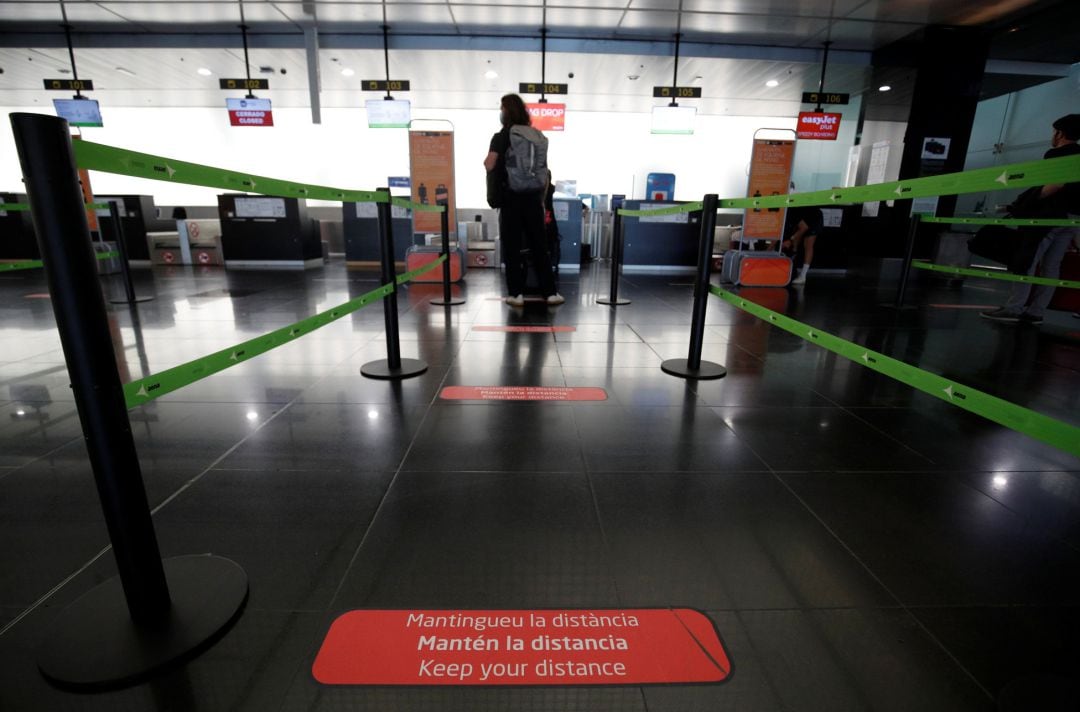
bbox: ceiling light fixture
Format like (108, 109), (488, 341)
(114, 66), (136, 77)
(878, 85), (892, 92)
(197, 67), (213, 76)
(765, 79), (779, 88)
(484, 69), (499, 79)
(341, 68), (355, 77)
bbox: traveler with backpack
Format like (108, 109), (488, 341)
(484, 94), (564, 306)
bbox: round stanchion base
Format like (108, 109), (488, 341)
(430, 298), (466, 306)
(596, 298), (631, 306)
(109, 296), (155, 304)
(661, 358), (727, 380)
(37, 554), (248, 692)
(361, 357), (428, 380)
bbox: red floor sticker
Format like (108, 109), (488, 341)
(440, 386), (607, 401)
(473, 325), (577, 333)
(313, 608), (731, 686)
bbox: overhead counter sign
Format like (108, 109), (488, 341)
(227, 98), (274, 127)
(653, 86), (702, 99)
(364, 80), (411, 92)
(220, 78), (269, 91)
(44, 79), (94, 91)
(802, 92), (849, 105)
(519, 83), (568, 95)
(797, 111), (841, 140)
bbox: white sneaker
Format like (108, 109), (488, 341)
(791, 272), (807, 285)
(546, 293), (565, 305)
(506, 294), (525, 307)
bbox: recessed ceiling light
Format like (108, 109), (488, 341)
(484, 69), (498, 79)
(341, 68), (355, 77)
(765, 79), (779, 88)
(58, 68), (71, 74)
(197, 67), (213, 76)
(878, 85), (892, 92)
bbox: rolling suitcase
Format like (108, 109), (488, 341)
(721, 238), (792, 287)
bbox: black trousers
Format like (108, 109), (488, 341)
(499, 190), (556, 297)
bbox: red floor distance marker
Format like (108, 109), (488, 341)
(440, 386), (607, 401)
(312, 608), (731, 686)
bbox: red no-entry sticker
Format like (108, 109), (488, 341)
(312, 608), (731, 686)
(440, 386), (607, 401)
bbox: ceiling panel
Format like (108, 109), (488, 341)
(616, 9), (679, 34)
(680, 12), (831, 41)
(449, 5), (545, 30)
(544, 7), (625, 30)
(281, 2), (382, 23)
(386, 3), (455, 27)
(100, 2), (247, 24)
(821, 19), (921, 49)
(0, 3), (67, 22)
(635, 0), (864, 15)
(846, 0), (1041, 25)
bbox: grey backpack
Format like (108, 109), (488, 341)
(506, 125), (548, 193)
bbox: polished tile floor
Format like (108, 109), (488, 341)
(1, 259), (1078, 711)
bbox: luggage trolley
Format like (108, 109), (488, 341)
(721, 128), (797, 287)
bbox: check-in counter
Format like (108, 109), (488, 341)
(96, 195), (156, 265)
(553, 198), (584, 269)
(0, 192), (37, 260)
(620, 200), (703, 270)
(217, 195), (322, 269)
(343, 201), (414, 267)
(148, 220), (224, 266)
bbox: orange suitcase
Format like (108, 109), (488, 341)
(734, 252), (792, 287)
(405, 246), (465, 283)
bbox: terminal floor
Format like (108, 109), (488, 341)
(1, 260), (1078, 711)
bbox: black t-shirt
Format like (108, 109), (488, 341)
(785, 206), (824, 237)
(1043, 142), (1080, 216)
(486, 128), (510, 208)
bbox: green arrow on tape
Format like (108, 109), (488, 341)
(919, 215), (1080, 227)
(619, 202), (704, 217)
(711, 285), (1080, 458)
(911, 260), (1080, 289)
(391, 197), (445, 213)
(1, 250), (118, 273)
(715, 154), (1080, 210)
(396, 253), (447, 285)
(73, 141), (387, 204)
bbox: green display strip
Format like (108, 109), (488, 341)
(716, 154), (1080, 210)
(1, 202), (110, 211)
(619, 201), (704, 217)
(123, 256), (445, 408)
(1, 250), (118, 273)
(395, 253), (447, 285)
(920, 215), (1080, 227)
(911, 260), (1080, 289)
(73, 141), (386, 204)
(711, 285), (1080, 458)
(390, 197), (445, 213)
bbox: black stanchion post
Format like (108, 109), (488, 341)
(893, 212), (922, 309)
(597, 208), (630, 306)
(11, 112), (246, 690)
(430, 201), (465, 307)
(661, 194), (727, 380)
(107, 199), (153, 305)
(362, 188), (428, 379)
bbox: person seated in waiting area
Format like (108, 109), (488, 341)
(781, 205), (824, 284)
